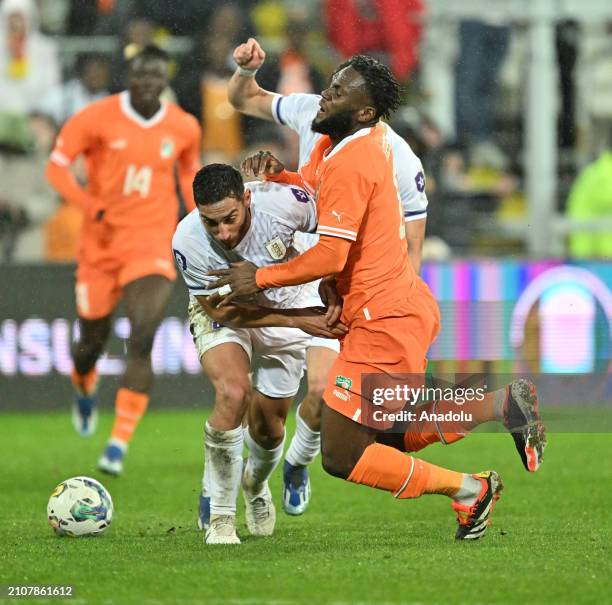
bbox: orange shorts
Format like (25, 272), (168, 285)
(323, 280), (440, 430)
(75, 226), (176, 320)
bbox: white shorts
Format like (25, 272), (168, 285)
(188, 299), (311, 399)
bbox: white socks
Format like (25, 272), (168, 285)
(243, 428), (284, 497)
(204, 422), (244, 517)
(285, 404), (320, 467)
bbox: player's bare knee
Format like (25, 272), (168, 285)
(248, 401), (286, 448)
(251, 416), (285, 449)
(215, 378), (250, 411)
(71, 339), (105, 367)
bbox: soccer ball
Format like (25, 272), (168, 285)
(47, 476), (113, 537)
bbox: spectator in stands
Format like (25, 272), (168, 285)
(37, 54), (111, 127)
(173, 4), (257, 162)
(566, 148), (612, 259)
(0, 113), (57, 263)
(324, 0), (424, 82)
(0, 0), (60, 114)
(454, 10), (511, 162)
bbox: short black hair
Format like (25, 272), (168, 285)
(193, 164), (245, 206)
(130, 44), (170, 66)
(334, 55), (401, 120)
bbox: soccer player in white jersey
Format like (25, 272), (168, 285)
(172, 163), (346, 544)
(226, 37), (429, 516)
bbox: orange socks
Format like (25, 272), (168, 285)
(110, 388), (150, 445)
(347, 443), (464, 499)
(71, 368), (98, 396)
(403, 391), (504, 452)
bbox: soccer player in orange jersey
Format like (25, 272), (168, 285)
(210, 56), (546, 540)
(46, 45), (201, 476)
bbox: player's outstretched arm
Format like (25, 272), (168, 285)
(228, 38), (275, 121)
(209, 237), (352, 302)
(196, 294), (346, 338)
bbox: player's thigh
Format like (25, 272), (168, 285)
(203, 343), (253, 429)
(75, 264), (121, 320)
(189, 300), (254, 427)
(305, 342), (338, 396)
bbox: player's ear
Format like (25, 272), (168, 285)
(243, 188), (252, 208)
(357, 105), (377, 124)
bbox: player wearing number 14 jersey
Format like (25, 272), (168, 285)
(46, 45), (201, 475)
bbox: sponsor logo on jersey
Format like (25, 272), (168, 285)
(331, 210), (344, 222)
(332, 389), (350, 402)
(265, 236), (287, 260)
(160, 137), (174, 158)
(335, 375), (352, 390)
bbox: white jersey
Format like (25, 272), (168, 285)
(271, 92), (428, 224)
(172, 180), (320, 309)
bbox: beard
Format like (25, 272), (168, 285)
(311, 109), (354, 138)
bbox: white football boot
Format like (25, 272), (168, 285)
(204, 515), (241, 545)
(243, 481), (276, 537)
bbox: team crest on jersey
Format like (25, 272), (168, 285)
(160, 137), (174, 159)
(335, 375), (352, 390)
(265, 236), (287, 260)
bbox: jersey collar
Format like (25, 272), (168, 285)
(323, 127), (373, 162)
(119, 91), (167, 128)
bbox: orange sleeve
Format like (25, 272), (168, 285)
(256, 235), (352, 288)
(265, 169), (306, 188)
(315, 160), (372, 242)
(177, 116), (202, 212)
(45, 106), (99, 212)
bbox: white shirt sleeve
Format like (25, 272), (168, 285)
(250, 181), (318, 234)
(172, 215), (218, 296)
(386, 125), (429, 222)
(271, 93), (322, 168)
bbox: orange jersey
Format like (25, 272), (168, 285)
(296, 124), (417, 323)
(50, 92), (201, 233)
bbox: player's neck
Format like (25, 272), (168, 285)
(129, 94), (162, 120)
(330, 122), (377, 149)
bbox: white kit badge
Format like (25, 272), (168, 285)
(265, 236), (287, 260)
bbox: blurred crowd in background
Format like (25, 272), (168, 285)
(1, 0), (611, 263)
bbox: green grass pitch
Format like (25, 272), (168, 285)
(1, 409), (611, 605)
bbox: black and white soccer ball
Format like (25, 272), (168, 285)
(47, 476), (113, 537)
